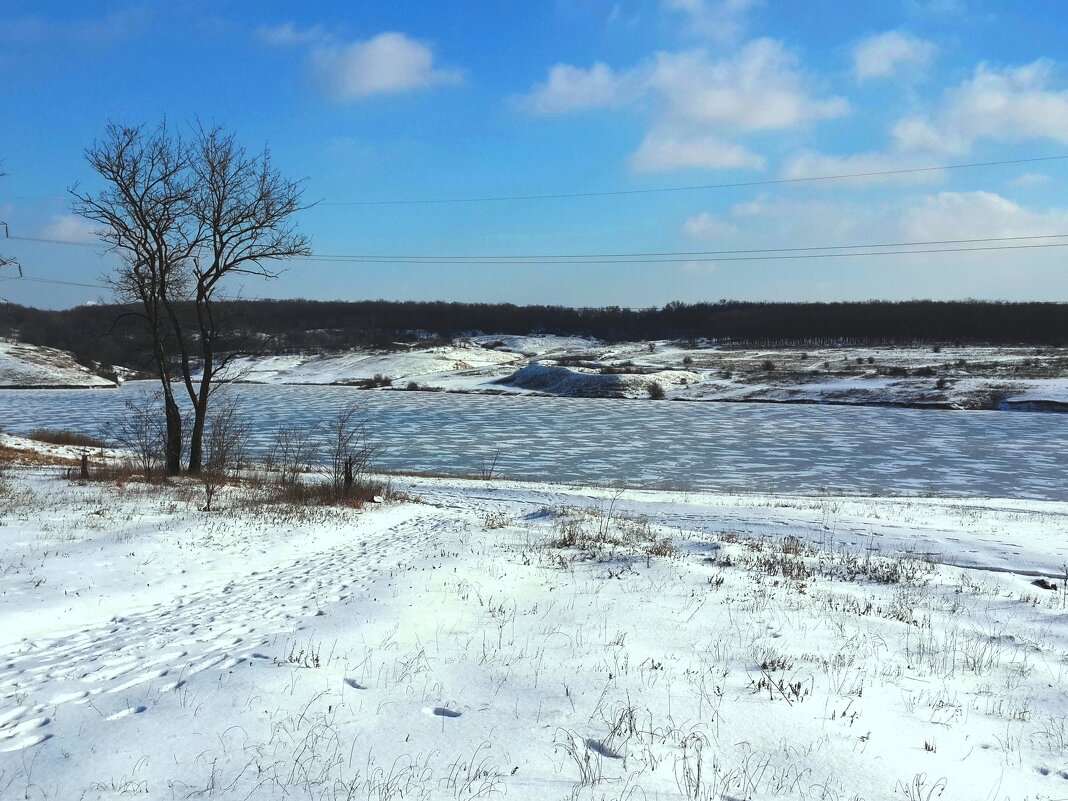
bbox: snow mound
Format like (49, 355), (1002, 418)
(499, 363), (699, 398)
(498, 363), (626, 397)
(0, 339), (115, 388)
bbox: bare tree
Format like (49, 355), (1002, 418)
(72, 123), (199, 474)
(72, 121), (309, 475)
(179, 125), (310, 473)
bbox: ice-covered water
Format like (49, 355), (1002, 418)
(2, 383), (1065, 499)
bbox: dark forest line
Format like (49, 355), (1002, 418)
(2, 299), (1067, 372)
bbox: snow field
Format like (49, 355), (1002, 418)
(1, 472), (1067, 798)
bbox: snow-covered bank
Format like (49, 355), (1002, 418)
(2, 469), (1068, 799)
(218, 337), (1068, 409)
(0, 338), (115, 389)
(6, 332), (1068, 410)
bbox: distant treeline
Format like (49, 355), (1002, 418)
(2, 299), (1066, 371)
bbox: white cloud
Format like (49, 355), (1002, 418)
(663, 0), (762, 42)
(681, 211), (741, 240)
(682, 196), (884, 248)
(520, 39), (847, 172)
(40, 215), (97, 244)
(632, 131), (765, 172)
(675, 190), (1068, 298)
(901, 191), (1068, 240)
(893, 60), (1068, 155)
(909, 0), (965, 15)
(522, 39), (849, 128)
(781, 150), (943, 186)
(647, 41), (849, 131)
(853, 31), (935, 81)
(260, 26), (463, 101)
(256, 22), (329, 47)
(313, 32), (464, 100)
(520, 63), (628, 114)
(1010, 172), (1052, 187)
(680, 191), (1068, 252)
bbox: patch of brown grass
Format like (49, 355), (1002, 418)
(0, 443), (79, 467)
(69, 461), (171, 486)
(28, 428), (109, 449)
(265, 479), (387, 508)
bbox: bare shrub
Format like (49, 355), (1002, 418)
(647, 381), (666, 400)
(324, 402), (378, 500)
(476, 447), (501, 480)
(106, 393), (166, 477)
(201, 399), (250, 511)
(266, 424), (319, 486)
(257, 404), (387, 508)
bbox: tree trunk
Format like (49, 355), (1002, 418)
(149, 314), (184, 477)
(187, 400), (206, 473)
(163, 391), (183, 475)
(187, 360), (212, 474)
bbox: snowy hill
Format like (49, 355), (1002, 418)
(0, 338), (115, 388)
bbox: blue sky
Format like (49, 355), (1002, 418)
(2, 0), (1068, 309)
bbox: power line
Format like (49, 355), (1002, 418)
(284, 241), (1068, 265)
(9, 232), (1068, 263)
(6, 154), (1066, 209)
(317, 155), (1068, 206)
(0, 275), (105, 289)
(306, 234), (1068, 262)
(7, 235), (103, 249)
(2, 240), (1067, 295)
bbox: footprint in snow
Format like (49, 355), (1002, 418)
(0, 733), (52, 752)
(426, 706), (461, 718)
(585, 739), (623, 759)
(0, 716), (50, 739)
(105, 706), (147, 721)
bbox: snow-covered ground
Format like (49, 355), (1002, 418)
(220, 341), (523, 389)
(2, 464), (1068, 800)
(0, 338), (114, 389)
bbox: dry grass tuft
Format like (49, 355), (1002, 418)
(27, 428), (109, 449)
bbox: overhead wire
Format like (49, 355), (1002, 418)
(316, 155), (1068, 206)
(4, 152), (1067, 292)
(6, 232), (1068, 264)
(5, 154), (1067, 208)
(2, 239), (1067, 295)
